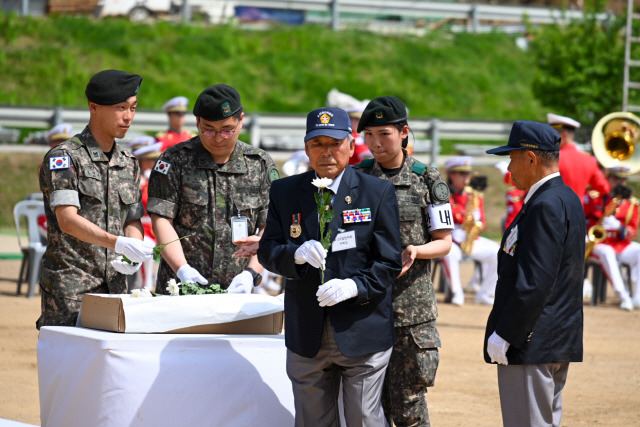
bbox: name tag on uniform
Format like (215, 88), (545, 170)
(231, 216), (249, 242)
(332, 230), (356, 252)
(503, 225), (518, 256)
(49, 155), (70, 170)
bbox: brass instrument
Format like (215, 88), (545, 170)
(585, 111), (640, 259)
(591, 112), (640, 175)
(460, 175), (487, 255)
(584, 196), (619, 260)
(584, 185), (633, 259)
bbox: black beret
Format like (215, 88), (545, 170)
(85, 70), (142, 105)
(193, 84), (243, 121)
(357, 96), (408, 133)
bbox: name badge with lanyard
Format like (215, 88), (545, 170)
(231, 202), (249, 242)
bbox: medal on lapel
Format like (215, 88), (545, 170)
(290, 213), (302, 238)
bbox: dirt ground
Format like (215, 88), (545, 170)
(0, 234), (638, 426)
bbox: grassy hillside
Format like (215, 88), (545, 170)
(0, 13), (545, 120)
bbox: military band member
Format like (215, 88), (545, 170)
(38, 69), (154, 328)
(548, 113), (610, 208)
(442, 156), (499, 306)
(584, 166), (639, 310)
(148, 84), (279, 293)
(156, 96), (195, 151)
(355, 96), (453, 427)
(132, 140), (164, 291)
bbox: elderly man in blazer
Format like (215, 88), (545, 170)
(483, 120), (585, 427)
(258, 107), (402, 426)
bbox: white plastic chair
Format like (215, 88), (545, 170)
(14, 199), (46, 298)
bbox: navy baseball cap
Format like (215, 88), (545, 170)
(486, 120), (561, 155)
(305, 107), (352, 142)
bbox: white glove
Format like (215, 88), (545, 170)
(487, 331), (510, 365)
(316, 278), (358, 307)
(177, 264), (208, 285)
(601, 215), (621, 231)
(115, 236), (154, 263)
(294, 240), (327, 269)
(111, 255), (142, 275)
(227, 271), (254, 294)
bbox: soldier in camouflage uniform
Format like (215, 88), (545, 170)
(354, 96), (454, 426)
(148, 84), (278, 293)
(37, 70), (155, 329)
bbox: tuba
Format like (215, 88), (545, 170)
(591, 112), (640, 174)
(585, 112), (640, 259)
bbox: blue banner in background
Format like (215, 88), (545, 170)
(235, 7), (305, 25)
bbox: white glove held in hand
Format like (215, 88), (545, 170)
(487, 331), (510, 365)
(227, 271), (254, 294)
(115, 236), (154, 263)
(177, 264), (208, 285)
(602, 215), (621, 231)
(294, 240), (327, 269)
(111, 255), (142, 275)
(316, 278), (358, 307)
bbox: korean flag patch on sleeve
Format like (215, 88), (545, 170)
(153, 159), (172, 175)
(49, 155), (70, 170)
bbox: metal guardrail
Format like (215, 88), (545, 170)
(232, 0), (612, 29)
(0, 105), (513, 163)
(4, 0), (612, 31)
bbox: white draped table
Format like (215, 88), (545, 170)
(37, 326), (294, 427)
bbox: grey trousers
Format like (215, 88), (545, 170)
(497, 363), (570, 427)
(286, 317), (392, 427)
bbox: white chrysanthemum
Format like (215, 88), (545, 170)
(166, 279), (180, 296)
(131, 288), (152, 298)
(311, 177), (333, 189)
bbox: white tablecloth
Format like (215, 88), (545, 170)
(37, 327), (294, 427)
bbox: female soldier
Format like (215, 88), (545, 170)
(354, 96), (453, 426)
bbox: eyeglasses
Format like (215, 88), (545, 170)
(200, 123), (239, 139)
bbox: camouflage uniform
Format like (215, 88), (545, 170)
(147, 137), (277, 293)
(38, 127), (144, 328)
(355, 152), (448, 427)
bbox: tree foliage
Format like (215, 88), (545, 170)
(529, 11), (626, 127)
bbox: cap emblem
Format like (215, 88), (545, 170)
(221, 102), (231, 117)
(320, 113), (331, 124)
(375, 111), (384, 119)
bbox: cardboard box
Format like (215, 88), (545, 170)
(80, 293), (284, 334)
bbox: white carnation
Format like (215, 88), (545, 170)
(311, 177), (333, 189)
(166, 278), (180, 296)
(131, 288), (152, 298)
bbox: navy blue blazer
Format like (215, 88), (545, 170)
(258, 166), (402, 358)
(484, 175), (585, 365)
